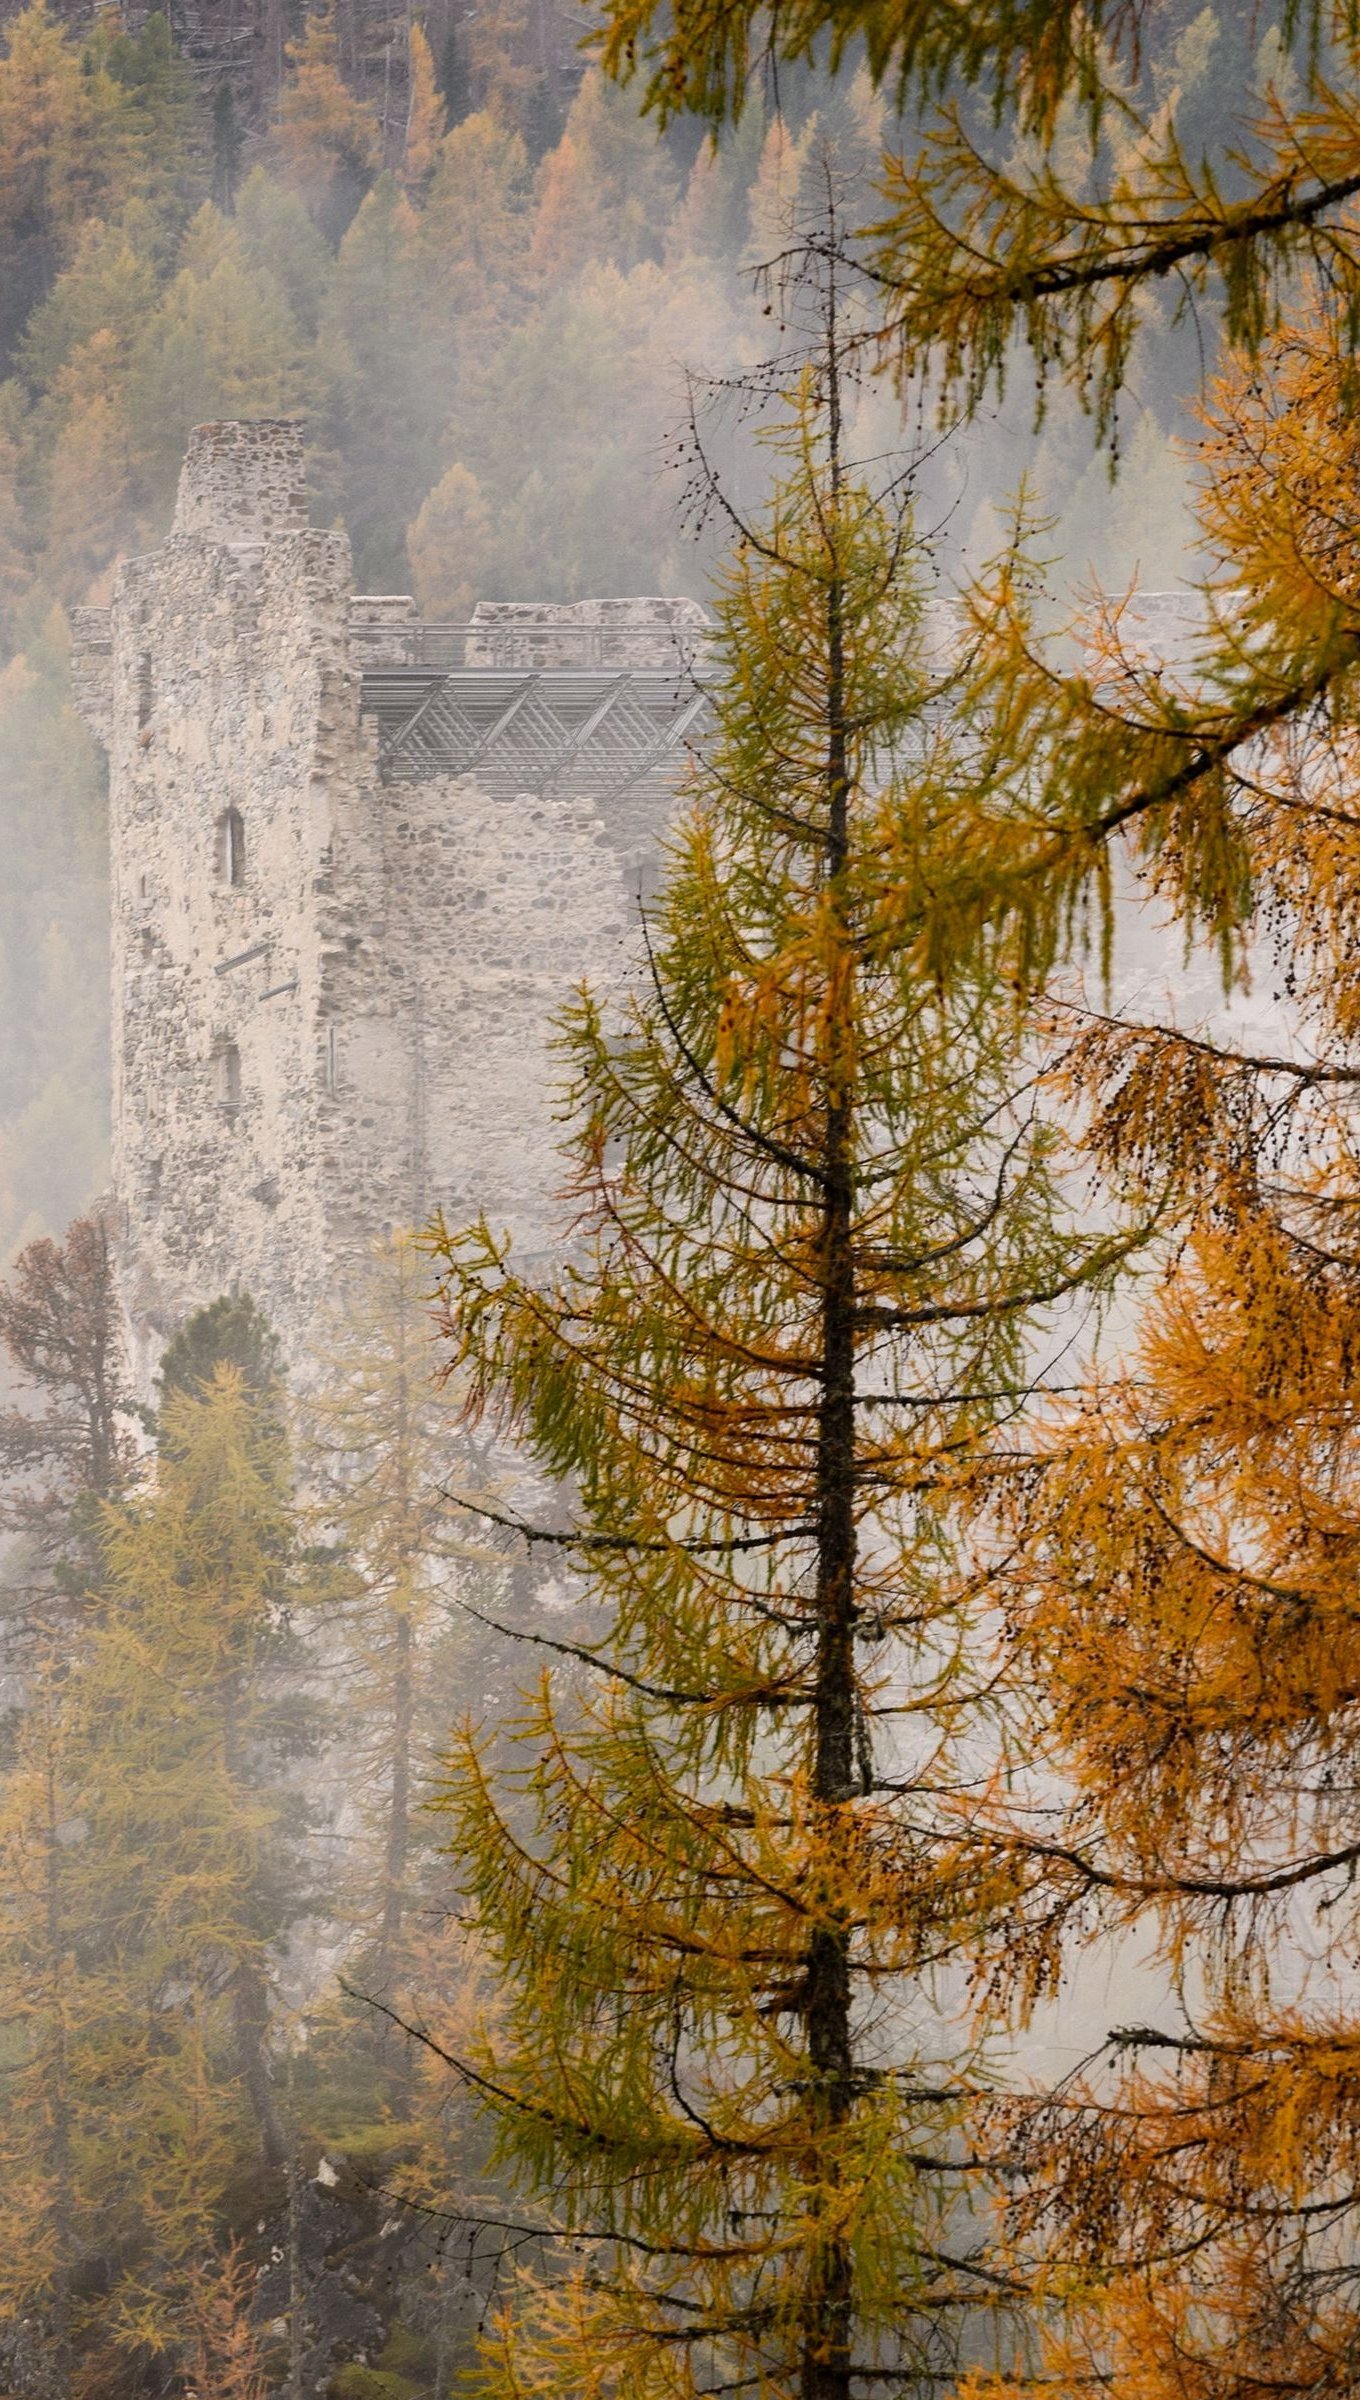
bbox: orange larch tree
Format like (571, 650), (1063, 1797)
(941, 309), (1360, 2400)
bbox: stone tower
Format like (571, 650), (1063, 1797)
(72, 421), (704, 1382)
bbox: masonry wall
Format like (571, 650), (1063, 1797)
(75, 420), (637, 1382)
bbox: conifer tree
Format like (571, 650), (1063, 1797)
(528, 66), (680, 276)
(0, 3), (129, 361)
(96, 1360), (304, 2189)
(933, 309), (1360, 2400)
(587, 6), (1360, 1029)
(272, 6), (381, 241)
(0, 1212), (136, 1611)
(401, 22), (443, 195)
(213, 78), (245, 214)
(0, 1343), (312, 2383)
(595, 0), (1360, 439)
(126, 207), (313, 503)
(94, 9), (201, 238)
(420, 110), (532, 307)
(319, 171), (447, 583)
(426, 287), (1129, 2400)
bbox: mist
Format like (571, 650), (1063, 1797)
(0, 1), (1318, 2394)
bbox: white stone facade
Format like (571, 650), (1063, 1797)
(73, 420), (675, 1382)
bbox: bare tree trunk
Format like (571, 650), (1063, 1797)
(285, 2103), (306, 2400)
(802, 272), (859, 2400)
(43, 1743), (74, 2386)
(232, 1957), (288, 2170)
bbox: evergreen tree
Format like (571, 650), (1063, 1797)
(436, 18), (470, 130)
(0, 1346), (311, 2383)
(0, 1213), (135, 1607)
(233, 165), (334, 336)
(159, 1288), (282, 1410)
(401, 22), (443, 194)
(426, 304), (1128, 2400)
(94, 9), (201, 239)
(212, 78), (245, 215)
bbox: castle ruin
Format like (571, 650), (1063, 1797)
(72, 419), (707, 1381)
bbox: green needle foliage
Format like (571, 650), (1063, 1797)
(0, 1354), (312, 2379)
(427, 289), (1128, 2400)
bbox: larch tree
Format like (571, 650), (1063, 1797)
(0, 2), (129, 357)
(0, 1218), (135, 2391)
(0, 1346), (313, 2384)
(586, 1), (1360, 1048)
(424, 288), (1132, 2400)
(0, 1626), (117, 2388)
(929, 310), (1360, 2400)
(270, 6), (380, 240)
(594, 0), (1360, 437)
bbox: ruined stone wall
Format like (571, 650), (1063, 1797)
(74, 419), (643, 1383)
(379, 774), (627, 1258)
(92, 438), (364, 1382)
(467, 595), (711, 669)
(72, 417), (1204, 1388)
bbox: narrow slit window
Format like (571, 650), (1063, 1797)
(136, 652), (153, 728)
(215, 808), (246, 887)
(324, 1023), (338, 1096)
(214, 1041), (241, 1112)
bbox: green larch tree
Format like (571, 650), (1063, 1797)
(0, 1221), (135, 2386)
(93, 1361), (304, 2219)
(0, 1631), (115, 2388)
(0, 1349), (314, 2383)
(425, 295), (1130, 2400)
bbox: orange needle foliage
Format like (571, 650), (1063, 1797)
(952, 306), (1360, 2400)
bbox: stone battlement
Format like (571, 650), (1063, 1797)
(171, 419), (309, 546)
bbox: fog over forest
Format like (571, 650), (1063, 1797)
(1, 3), (1354, 2397)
